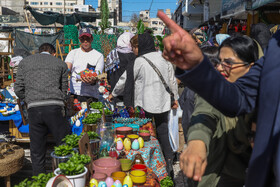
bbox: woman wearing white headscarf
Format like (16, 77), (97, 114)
(106, 32), (136, 106)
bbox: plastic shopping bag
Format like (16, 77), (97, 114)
(168, 109), (179, 152)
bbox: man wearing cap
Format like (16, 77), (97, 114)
(65, 28), (104, 102)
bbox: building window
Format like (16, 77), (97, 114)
(146, 11), (148, 14)
(56, 2), (62, 5)
(152, 21), (158, 25)
(70, 3), (75, 6)
(82, 8), (87, 12)
(43, 8), (48, 11)
(50, 2), (53, 5)
(44, 2), (48, 5)
(30, 2), (39, 5)
(40, 2), (42, 5)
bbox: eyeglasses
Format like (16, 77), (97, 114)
(217, 59), (250, 73)
(80, 37), (92, 43)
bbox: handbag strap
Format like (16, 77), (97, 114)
(140, 55), (174, 97)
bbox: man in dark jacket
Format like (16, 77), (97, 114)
(14, 43), (71, 175)
(158, 11), (280, 187)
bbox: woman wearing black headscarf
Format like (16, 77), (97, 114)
(110, 33), (179, 177)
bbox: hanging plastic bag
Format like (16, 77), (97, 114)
(168, 109), (179, 152)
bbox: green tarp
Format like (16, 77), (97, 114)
(25, 6), (115, 25)
(15, 30), (63, 53)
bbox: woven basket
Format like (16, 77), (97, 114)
(0, 144), (24, 177)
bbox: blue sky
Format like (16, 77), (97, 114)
(85, 0), (177, 22)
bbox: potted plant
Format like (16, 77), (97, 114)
(82, 113), (102, 132)
(14, 173), (54, 187)
(62, 134), (81, 148)
(54, 157), (88, 186)
(104, 108), (114, 122)
(51, 144), (77, 170)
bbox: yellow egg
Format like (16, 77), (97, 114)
(124, 138), (131, 151)
(138, 137), (144, 148)
(90, 178), (99, 187)
(123, 175), (133, 187)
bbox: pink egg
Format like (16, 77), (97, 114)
(116, 140), (123, 151)
(105, 177), (114, 187)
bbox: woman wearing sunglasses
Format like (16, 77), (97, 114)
(180, 35), (259, 187)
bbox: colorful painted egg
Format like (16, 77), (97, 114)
(113, 180), (122, 187)
(98, 181), (107, 187)
(138, 137), (144, 148)
(131, 139), (139, 150)
(105, 177), (114, 187)
(116, 140), (124, 151)
(123, 176), (133, 187)
(124, 138), (131, 151)
(90, 178), (98, 187)
(122, 185), (129, 187)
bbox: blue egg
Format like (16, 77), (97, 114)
(122, 185), (128, 187)
(98, 181), (107, 187)
(131, 139), (140, 150)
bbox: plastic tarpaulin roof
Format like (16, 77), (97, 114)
(221, 0), (247, 19)
(25, 6), (114, 25)
(252, 0), (277, 9)
(15, 29), (63, 53)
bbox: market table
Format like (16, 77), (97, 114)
(0, 103), (29, 140)
(117, 136), (168, 181)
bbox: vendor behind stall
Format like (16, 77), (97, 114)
(65, 28), (104, 102)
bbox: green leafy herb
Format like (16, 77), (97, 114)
(58, 160), (85, 176)
(160, 176), (174, 187)
(87, 131), (100, 140)
(69, 152), (91, 165)
(104, 108), (113, 115)
(82, 113), (102, 124)
(14, 172), (54, 187)
(62, 134), (81, 148)
(54, 144), (74, 156)
(90, 102), (104, 109)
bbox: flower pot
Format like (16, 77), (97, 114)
(54, 167), (88, 187)
(51, 149), (78, 171)
(105, 114), (113, 122)
(83, 123), (98, 132)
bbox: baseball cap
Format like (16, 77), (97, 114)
(79, 27), (92, 39)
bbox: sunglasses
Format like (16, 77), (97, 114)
(217, 59), (250, 73)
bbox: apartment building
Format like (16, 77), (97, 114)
(26, 0), (85, 13)
(139, 10), (149, 22)
(149, 18), (164, 34)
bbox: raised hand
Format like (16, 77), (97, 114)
(180, 140), (207, 181)
(157, 11), (204, 70)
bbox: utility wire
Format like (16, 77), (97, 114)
(149, 0), (154, 11)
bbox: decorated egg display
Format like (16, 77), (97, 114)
(131, 139), (139, 150)
(124, 138), (131, 151)
(116, 140), (124, 151)
(90, 178), (99, 187)
(123, 176), (133, 187)
(105, 177), (114, 187)
(138, 137), (144, 148)
(113, 180), (122, 187)
(98, 181), (107, 187)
